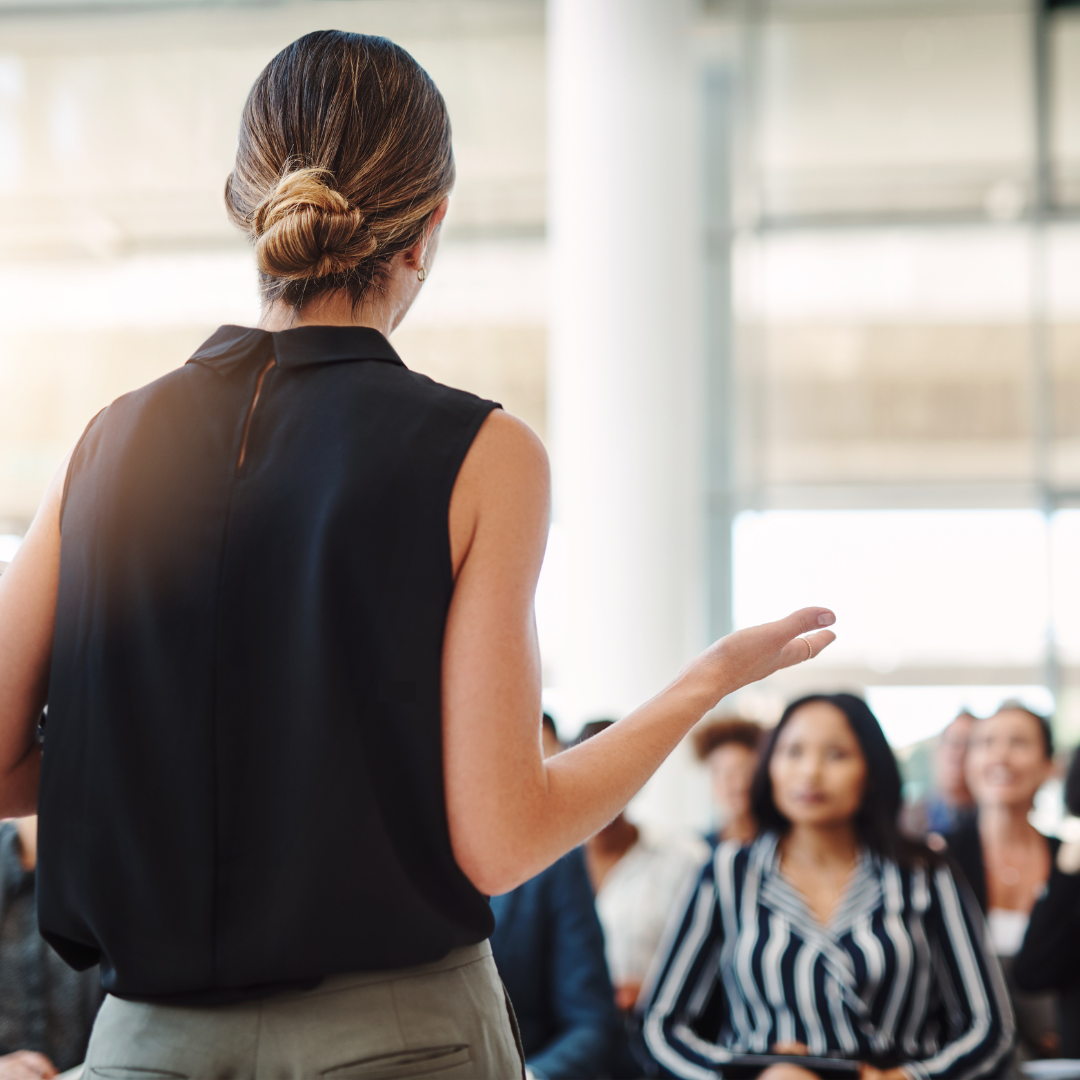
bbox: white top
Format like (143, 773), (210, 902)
(594, 826), (709, 985)
(987, 906), (1029, 957)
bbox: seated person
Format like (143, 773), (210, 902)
(692, 717), (761, 848)
(1014, 744), (1080, 1057)
(577, 721), (709, 1013)
(0, 817), (101, 1079)
(490, 847), (617, 1080)
(639, 693), (1013, 1080)
(902, 710), (976, 841)
(946, 702), (1059, 1060)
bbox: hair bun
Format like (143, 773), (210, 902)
(251, 167), (377, 281)
(226, 32), (454, 307)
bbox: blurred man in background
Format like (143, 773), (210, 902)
(692, 717), (761, 848)
(903, 710), (976, 840)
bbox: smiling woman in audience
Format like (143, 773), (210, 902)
(946, 703), (1059, 1061)
(639, 693), (1013, 1080)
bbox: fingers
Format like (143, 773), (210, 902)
(778, 628), (836, 669)
(757, 1066), (821, 1080)
(20, 1051), (57, 1078)
(773, 1041), (810, 1055)
(805, 629), (836, 656)
(0, 1051), (58, 1080)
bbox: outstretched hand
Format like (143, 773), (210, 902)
(684, 607), (836, 710)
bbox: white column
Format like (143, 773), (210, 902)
(546, 0), (707, 828)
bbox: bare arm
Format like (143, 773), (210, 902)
(443, 412), (835, 895)
(0, 455), (69, 818)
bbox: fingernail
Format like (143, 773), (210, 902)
(817, 612), (835, 626)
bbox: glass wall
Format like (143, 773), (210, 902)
(716, 0), (1080, 750)
(0, 0), (547, 535)
(3, 0), (1078, 765)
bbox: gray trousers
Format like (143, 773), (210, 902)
(81, 941), (525, 1080)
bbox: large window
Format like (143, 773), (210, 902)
(715, 0), (1080, 748)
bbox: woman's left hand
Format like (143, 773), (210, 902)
(860, 1066), (909, 1080)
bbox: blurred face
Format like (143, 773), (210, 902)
(769, 702), (868, 829)
(966, 709), (1051, 811)
(936, 714), (974, 804)
(707, 742), (757, 823)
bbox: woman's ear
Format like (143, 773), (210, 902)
(404, 197), (450, 270)
(428, 196), (450, 233)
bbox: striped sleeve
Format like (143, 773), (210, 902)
(903, 864), (1014, 1080)
(638, 855), (732, 1080)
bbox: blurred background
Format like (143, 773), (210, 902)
(1, 0), (1078, 829)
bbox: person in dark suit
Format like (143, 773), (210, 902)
(490, 848), (618, 1080)
(1013, 747), (1080, 1057)
(0, 817), (101, 1079)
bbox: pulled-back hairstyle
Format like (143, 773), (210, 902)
(226, 30), (454, 308)
(750, 693), (935, 867)
(988, 699), (1055, 760)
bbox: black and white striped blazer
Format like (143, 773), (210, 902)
(639, 833), (1014, 1080)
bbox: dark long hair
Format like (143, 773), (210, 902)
(749, 692), (934, 866)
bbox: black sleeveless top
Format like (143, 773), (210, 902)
(38, 325), (499, 1001)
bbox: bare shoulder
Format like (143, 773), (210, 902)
(449, 410), (550, 577)
(470, 409), (548, 475)
(457, 409), (549, 505)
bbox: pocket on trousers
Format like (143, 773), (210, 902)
(89, 1070), (189, 1079)
(319, 1044), (472, 1079)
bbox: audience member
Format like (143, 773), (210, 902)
(639, 693), (1013, 1080)
(946, 702), (1058, 1060)
(576, 721), (709, 1015)
(1013, 745), (1080, 1057)
(692, 717), (761, 848)
(0, 817), (100, 1079)
(903, 710), (976, 840)
(490, 848), (618, 1080)
(488, 714), (616, 1079)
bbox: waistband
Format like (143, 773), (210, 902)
(275, 940), (494, 1002)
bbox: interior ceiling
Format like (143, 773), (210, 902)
(706, 0), (1025, 19)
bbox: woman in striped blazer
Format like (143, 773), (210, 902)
(639, 694), (1014, 1080)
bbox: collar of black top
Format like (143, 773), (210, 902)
(187, 324), (405, 375)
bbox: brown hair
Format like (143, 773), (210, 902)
(225, 31), (454, 309)
(692, 717), (762, 763)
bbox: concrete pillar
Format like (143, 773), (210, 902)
(547, 0), (706, 827)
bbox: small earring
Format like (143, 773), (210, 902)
(417, 267), (427, 283)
